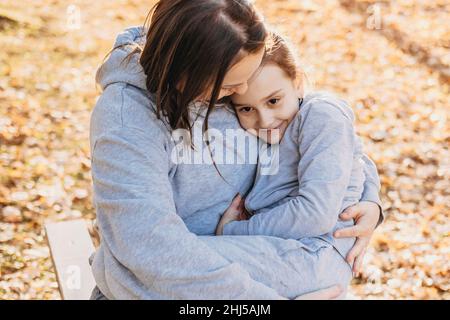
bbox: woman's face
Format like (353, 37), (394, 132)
(231, 64), (302, 144)
(197, 48), (265, 101)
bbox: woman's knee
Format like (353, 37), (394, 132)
(316, 246), (353, 292)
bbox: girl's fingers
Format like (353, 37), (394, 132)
(295, 285), (342, 300)
(238, 210), (249, 221)
(230, 194), (242, 209)
(238, 197), (246, 212)
(339, 205), (360, 220)
(346, 237), (369, 267)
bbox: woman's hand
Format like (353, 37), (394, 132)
(334, 201), (381, 276)
(215, 194), (247, 236)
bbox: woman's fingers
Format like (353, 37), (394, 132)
(295, 285), (342, 300)
(334, 224), (367, 238)
(337, 202), (378, 277)
(346, 237), (369, 268)
(352, 248), (366, 276)
(339, 205), (361, 220)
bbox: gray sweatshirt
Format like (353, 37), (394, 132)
(223, 93), (372, 258)
(89, 26), (382, 299)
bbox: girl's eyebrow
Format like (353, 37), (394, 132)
(261, 89), (282, 102)
(233, 89), (283, 107)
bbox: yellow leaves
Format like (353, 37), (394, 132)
(22, 248), (49, 260)
(33, 163), (47, 177)
(73, 188), (88, 200)
(0, 7), (43, 31)
(0, 0), (449, 300)
(1, 206), (22, 223)
(0, 224), (15, 243)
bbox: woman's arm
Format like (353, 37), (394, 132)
(330, 145), (383, 275)
(90, 97), (284, 299)
(222, 101), (358, 239)
(360, 154), (384, 226)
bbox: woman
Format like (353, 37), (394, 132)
(89, 0), (383, 300)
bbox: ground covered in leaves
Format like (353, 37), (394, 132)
(0, 0), (448, 299)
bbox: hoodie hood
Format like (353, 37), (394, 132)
(95, 26), (234, 122)
(96, 26), (147, 91)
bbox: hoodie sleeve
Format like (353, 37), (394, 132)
(223, 101), (368, 239)
(360, 154), (384, 226)
(90, 101), (284, 299)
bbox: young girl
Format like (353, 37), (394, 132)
(215, 32), (379, 298)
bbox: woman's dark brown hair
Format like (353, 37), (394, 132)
(140, 0), (267, 136)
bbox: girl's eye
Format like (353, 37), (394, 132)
(268, 98), (280, 105)
(238, 107), (253, 113)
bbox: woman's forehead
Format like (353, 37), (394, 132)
(223, 49), (265, 86)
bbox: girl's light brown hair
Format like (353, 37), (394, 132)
(262, 31), (305, 91)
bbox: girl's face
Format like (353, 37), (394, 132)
(197, 48), (266, 101)
(231, 64), (302, 144)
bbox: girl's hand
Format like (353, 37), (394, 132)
(215, 194), (245, 236)
(334, 201), (381, 276)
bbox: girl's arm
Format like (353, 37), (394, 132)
(90, 93), (284, 299)
(223, 100), (368, 239)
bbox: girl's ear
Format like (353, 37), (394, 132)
(294, 74), (304, 99)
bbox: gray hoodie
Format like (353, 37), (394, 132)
(89, 26), (382, 299)
(223, 93), (373, 258)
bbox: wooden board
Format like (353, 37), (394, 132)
(45, 220), (96, 300)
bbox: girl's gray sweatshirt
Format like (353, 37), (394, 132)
(223, 93), (373, 258)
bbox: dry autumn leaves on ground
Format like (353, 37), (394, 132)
(0, 0), (448, 300)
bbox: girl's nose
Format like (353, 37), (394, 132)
(258, 111), (274, 128)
